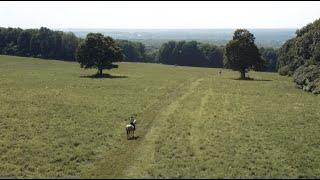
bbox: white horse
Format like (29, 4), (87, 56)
(126, 119), (137, 140)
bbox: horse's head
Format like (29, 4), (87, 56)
(133, 119), (137, 124)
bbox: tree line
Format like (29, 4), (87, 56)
(157, 41), (224, 68)
(277, 18), (320, 94)
(0, 26), (278, 73)
(74, 30), (279, 79)
(157, 40), (278, 72)
(0, 27), (147, 62)
(0, 27), (79, 60)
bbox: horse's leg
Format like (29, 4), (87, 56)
(132, 129), (134, 139)
(127, 129), (129, 139)
(130, 130), (132, 139)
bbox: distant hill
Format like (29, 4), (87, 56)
(57, 28), (296, 48)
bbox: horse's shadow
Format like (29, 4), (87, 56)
(128, 136), (140, 140)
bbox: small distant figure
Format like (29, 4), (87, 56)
(126, 116), (137, 140)
(219, 70), (222, 75)
(129, 116), (136, 129)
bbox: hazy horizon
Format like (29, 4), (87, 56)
(56, 28), (297, 30)
(0, 1), (319, 29)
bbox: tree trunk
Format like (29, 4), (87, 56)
(240, 69), (246, 79)
(98, 68), (103, 77)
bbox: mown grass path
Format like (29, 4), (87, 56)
(85, 78), (204, 178)
(124, 78), (204, 178)
(189, 89), (212, 158)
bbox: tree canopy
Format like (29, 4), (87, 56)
(76, 33), (123, 76)
(278, 18), (320, 76)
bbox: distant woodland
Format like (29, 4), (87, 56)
(0, 27), (278, 72)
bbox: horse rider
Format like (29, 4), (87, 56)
(129, 116), (136, 130)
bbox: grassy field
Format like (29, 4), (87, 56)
(0, 55), (319, 178)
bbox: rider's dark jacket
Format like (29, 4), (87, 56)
(130, 121), (135, 129)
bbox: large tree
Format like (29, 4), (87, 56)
(76, 33), (123, 76)
(224, 29), (265, 79)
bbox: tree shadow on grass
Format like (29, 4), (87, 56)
(80, 73), (128, 79)
(231, 77), (272, 81)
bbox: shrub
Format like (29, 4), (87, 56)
(293, 65), (320, 94)
(278, 65), (290, 76)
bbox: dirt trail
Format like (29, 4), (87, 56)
(85, 78), (203, 178)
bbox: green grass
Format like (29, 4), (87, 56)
(0, 55), (319, 178)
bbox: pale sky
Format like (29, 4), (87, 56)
(0, 1), (319, 29)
